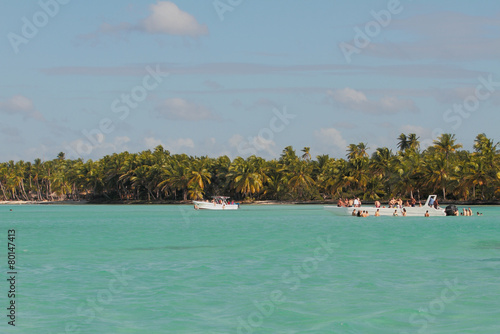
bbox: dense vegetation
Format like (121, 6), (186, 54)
(1, 133), (499, 202)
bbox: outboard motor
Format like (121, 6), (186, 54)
(445, 205), (458, 216)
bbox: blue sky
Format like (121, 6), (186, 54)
(1, 0), (500, 161)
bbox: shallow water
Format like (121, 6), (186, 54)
(1, 204), (499, 333)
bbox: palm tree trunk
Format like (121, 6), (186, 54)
(0, 182), (7, 200)
(20, 180), (29, 201)
(36, 181), (42, 200)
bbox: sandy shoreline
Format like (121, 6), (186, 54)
(0, 200), (89, 205)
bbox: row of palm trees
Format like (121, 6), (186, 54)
(1, 133), (499, 202)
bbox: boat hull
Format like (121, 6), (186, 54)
(193, 201), (239, 210)
(324, 206), (446, 217)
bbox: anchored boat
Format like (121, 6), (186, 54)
(324, 195), (446, 217)
(193, 196), (239, 210)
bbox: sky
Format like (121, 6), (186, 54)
(1, 0), (500, 162)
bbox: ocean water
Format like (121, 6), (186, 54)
(1, 204), (500, 334)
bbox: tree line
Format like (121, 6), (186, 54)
(0, 133), (499, 202)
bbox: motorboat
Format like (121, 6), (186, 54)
(324, 195), (446, 217)
(193, 196), (239, 210)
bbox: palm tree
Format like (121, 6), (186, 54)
(346, 143), (369, 161)
(397, 133), (408, 152)
(187, 159), (212, 198)
(280, 146), (299, 165)
(463, 157), (498, 200)
(364, 174), (386, 200)
(32, 158), (44, 200)
(473, 133), (498, 166)
(262, 160), (284, 200)
(301, 147), (311, 161)
(370, 147), (394, 177)
(162, 157), (191, 201)
(398, 133), (420, 154)
(421, 153), (450, 199)
(317, 158), (344, 199)
(287, 160), (315, 199)
(0, 163), (10, 200)
(407, 133), (420, 152)
(315, 154), (330, 171)
(207, 155), (231, 196)
(433, 133), (462, 161)
(392, 152), (421, 199)
(227, 156), (267, 199)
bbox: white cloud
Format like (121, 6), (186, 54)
(114, 136), (131, 146)
(144, 137), (164, 149)
(327, 88), (418, 114)
(314, 127), (348, 155)
(79, 1), (208, 41)
(166, 137), (195, 152)
(228, 133), (276, 158)
(140, 1), (208, 36)
(331, 87), (367, 105)
(252, 136), (276, 157)
(155, 98), (214, 120)
(0, 95), (44, 120)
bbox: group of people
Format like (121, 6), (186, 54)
(337, 197), (362, 207)
(448, 207), (482, 216)
(352, 209), (374, 217)
(460, 208), (479, 216)
(352, 208), (383, 217)
(346, 195), (484, 217)
(427, 197), (440, 209)
(341, 195), (488, 218)
(393, 208), (408, 216)
(339, 196), (425, 209)
(387, 197), (424, 208)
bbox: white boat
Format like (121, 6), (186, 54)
(193, 196), (240, 210)
(324, 195), (446, 217)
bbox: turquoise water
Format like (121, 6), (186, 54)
(1, 204), (500, 333)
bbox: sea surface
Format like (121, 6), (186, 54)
(1, 204), (500, 334)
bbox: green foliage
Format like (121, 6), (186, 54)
(1, 135), (499, 202)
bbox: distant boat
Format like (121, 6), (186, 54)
(324, 195), (446, 217)
(193, 196), (240, 210)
